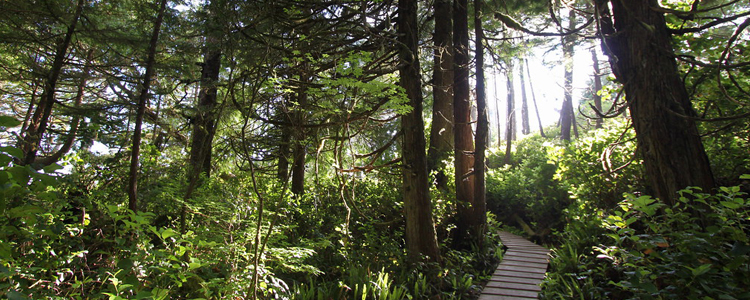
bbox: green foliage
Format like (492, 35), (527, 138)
(552, 120), (646, 209)
(541, 185), (750, 299)
(0, 127), (85, 299)
(486, 133), (570, 236)
(702, 131), (750, 186)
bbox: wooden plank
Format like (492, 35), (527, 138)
(483, 287), (540, 298)
(487, 276), (544, 285)
(497, 264), (547, 274)
(478, 294), (536, 300)
(505, 251), (549, 259)
(492, 270), (546, 280)
(500, 259), (549, 269)
(502, 256), (550, 264)
(506, 246), (547, 251)
(507, 246), (548, 252)
(485, 281), (542, 292)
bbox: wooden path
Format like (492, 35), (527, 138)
(479, 231), (550, 300)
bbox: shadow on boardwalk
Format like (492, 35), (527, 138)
(479, 231), (550, 300)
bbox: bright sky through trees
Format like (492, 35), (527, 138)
(488, 43), (604, 139)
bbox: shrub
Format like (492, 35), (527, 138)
(542, 183), (750, 299)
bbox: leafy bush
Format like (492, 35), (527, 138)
(542, 183), (750, 299)
(551, 120), (646, 209)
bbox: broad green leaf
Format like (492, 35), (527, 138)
(7, 166), (30, 184)
(691, 264), (712, 276)
(720, 201), (740, 209)
(0, 116), (21, 128)
(0, 147), (24, 159)
(42, 163), (63, 173)
(160, 228), (178, 240)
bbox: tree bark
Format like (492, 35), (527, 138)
(519, 60), (530, 135)
(472, 0), (488, 245)
(188, 51), (220, 181)
(277, 126), (291, 181)
(597, 0), (715, 204)
(494, 72), (503, 147)
(427, 0), (454, 191)
(398, 0), (441, 263)
(452, 0), (476, 249)
(504, 66), (515, 165)
(21, 0), (85, 166)
(128, 0), (168, 212)
(183, 0), (222, 231)
(560, 9), (576, 141)
(290, 135), (306, 195)
(591, 48), (604, 129)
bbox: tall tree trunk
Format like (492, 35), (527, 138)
(21, 0), (85, 166)
(398, 0), (441, 263)
(183, 0), (222, 231)
(597, 0), (715, 204)
(186, 49), (220, 189)
(290, 65), (310, 197)
(519, 60), (530, 135)
(494, 72), (503, 147)
(452, 0), (476, 249)
(591, 48), (604, 129)
(525, 59), (546, 137)
(127, 0), (168, 212)
(504, 66), (515, 165)
(290, 9), (313, 197)
(427, 0), (454, 191)
(560, 9), (576, 141)
(472, 0), (488, 245)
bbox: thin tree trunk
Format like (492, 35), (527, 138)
(290, 137), (306, 195)
(560, 9), (576, 141)
(472, 0), (488, 245)
(21, 78), (40, 136)
(128, 0), (168, 212)
(525, 59), (546, 137)
(452, 0), (476, 249)
(21, 0), (85, 166)
(427, 0), (454, 190)
(36, 50), (94, 166)
(504, 66), (515, 165)
(597, 0), (715, 204)
(591, 48), (604, 129)
(494, 71), (502, 148)
(519, 60), (530, 135)
(277, 126), (291, 181)
(398, 0), (441, 263)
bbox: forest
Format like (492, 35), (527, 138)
(1, 0), (749, 299)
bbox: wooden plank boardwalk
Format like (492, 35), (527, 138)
(479, 231), (550, 300)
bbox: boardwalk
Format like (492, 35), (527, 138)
(479, 231), (550, 300)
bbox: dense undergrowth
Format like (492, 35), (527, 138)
(1, 118), (502, 299)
